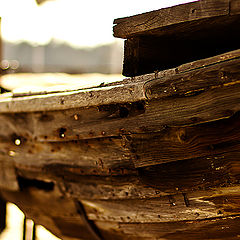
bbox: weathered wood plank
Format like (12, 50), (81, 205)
(131, 112), (240, 167)
(3, 186), (240, 240)
(145, 55), (240, 100)
(0, 158), (19, 191)
(138, 151), (240, 193)
(95, 217), (240, 240)
(16, 170), (164, 200)
(4, 82), (240, 141)
(63, 175), (163, 200)
(2, 185), (240, 240)
(116, 0), (240, 76)
(14, 149), (240, 200)
(64, 153), (240, 200)
(0, 83), (239, 143)
(0, 83), (146, 113)
(177, 48), (240, 73)
(0, 137), (133, 173)
(2, 179), (240, 237)
(0, 49), (239, 114)
(0, 188), (95, 240)
(113, 0), (229, 39)
(122, 18), (240, 76)
(82, 186), (240, 223)
(1, 54), (240, 140)
(3, 110), (240, 199)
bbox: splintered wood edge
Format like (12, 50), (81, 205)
(1, 48), (240, 113)
(0, 84), (146, 113)
(113, 0), (237, 39)
(0, 69), (176, 113)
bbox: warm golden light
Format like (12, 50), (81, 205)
(0, 0), (195, 47)
(0, 203), (60, 240)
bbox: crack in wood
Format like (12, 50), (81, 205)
(75, 200), (104, 240)
(183, 193), (190, 207)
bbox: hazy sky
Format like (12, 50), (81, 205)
(0, 0), (194, 47)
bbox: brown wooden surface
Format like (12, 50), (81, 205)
(131, 112), (240, 167)
(82, 188), (240, 223)
(1, 184), (240, 240)
(0, 159), (19, 191)
(96, 217), (240, 240)
(0, 48), (238, 114)
(113, 0), (239, 39)
(1, 81), (240, 142)
(122, 25), (240, 76)
(0, 50), (239, 146)
(0, 137), (133, 172)
(1, 50), (240, 239)
(114, 0), (240, 76)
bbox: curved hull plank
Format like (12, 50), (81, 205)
(2, 0), (240, 239)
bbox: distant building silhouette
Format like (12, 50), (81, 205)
(3, 40), (123, 74)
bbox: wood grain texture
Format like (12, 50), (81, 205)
(116, 0), (240, 76)
(96, 217), (240, 240)
(64, 153), (240, 200)
(131, 112), (240, 167)
(13, 149), (240, 200)
(0, 49), (240, 114)
(113, 0), (229, 38)
(1, 150), (240, 239)
(0, 40), (240, 240)
(123, 38), (140, 77)
(138, 151), (240, 192)
(2, 61), (240, 141)
(0, 158), (19, 191)
(2, 187), (240, 240)
(16, 168), (165, 200)
(82, 187), (240, 223)
(3, 82), (240, 141)
(0, 188), (93, 240)
(0, 137), (133, 172)
(145, 53), (240, 99)
(0, 83), (145, 113)
(63, 175), (165, 200)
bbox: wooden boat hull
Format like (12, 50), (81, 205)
(1, 49), (240, 239)
(1, 0), (240, 238)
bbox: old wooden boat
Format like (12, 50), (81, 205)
(1, 0), (240, 239)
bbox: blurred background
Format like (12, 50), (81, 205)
(0, 0), (193, 75)
(0, 0), (193, 239)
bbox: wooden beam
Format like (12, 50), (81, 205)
(122, 27), (240, 76)
(145, 57), (240, 100)
(0, 138), (134, 173)
(14, 149), (240, 200)
(95, 217), (240, 240)
(113, 0), (230, 39)
(114, 0), (240, 76)
(0, 48), (239, 114)
(2, 182), (240, 239)
(131, 112), (240, 167)
(1, 81), (240, 141)
(82, 187), (240, 223)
